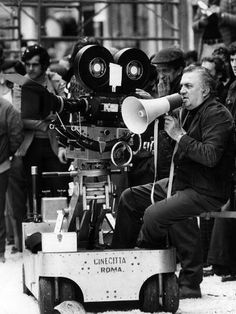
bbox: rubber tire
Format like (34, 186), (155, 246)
(59, 278), (76, 301)
(22, 264), (31, 295)
(162, 273), (179, 313)
(39, 277), (55, 314)
(140, 275), (161, 313)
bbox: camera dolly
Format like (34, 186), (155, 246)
(22, 166), (179, 314)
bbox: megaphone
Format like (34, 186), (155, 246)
(121, 93), (182, 134)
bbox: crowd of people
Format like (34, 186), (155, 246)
(0, 0), (236, 302)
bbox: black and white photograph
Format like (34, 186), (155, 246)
(0, 0), (236, 313)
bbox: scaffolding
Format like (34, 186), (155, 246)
(0, 1), (22, 56)
(0, 0), (193, 59)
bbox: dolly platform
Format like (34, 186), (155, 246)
(22, 222), (179, 314)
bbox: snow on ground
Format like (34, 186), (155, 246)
(1, 244), (236, 314)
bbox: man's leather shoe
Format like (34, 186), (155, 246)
(179, 285), (201, 299)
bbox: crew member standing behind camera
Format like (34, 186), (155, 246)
(112, 65), (235, 298)
(128, 47), (185, 186)
(12, 44), (68, 214)
(151, 47), (186, 179)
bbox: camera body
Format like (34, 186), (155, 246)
(59, 44), (151, 167)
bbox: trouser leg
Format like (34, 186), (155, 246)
(112, 180), (223, 287)
(139, 188), (223, 286)
(139, 188), (222, 246)
(7, 156), (27, 221)
(5, 208), (14, 244)
(199, 217), (214, 266)
(7, 195), (22, 251)
(111, 187), (144, 249)
(7, 156), (27, 250)
(169, 219), (203, 287)
(0, 171), (9, 253)
(111, 179), (167, 249)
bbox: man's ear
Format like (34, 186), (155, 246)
(202, 86), (210, 97)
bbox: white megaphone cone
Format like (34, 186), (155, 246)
(121, 93), (183, 134)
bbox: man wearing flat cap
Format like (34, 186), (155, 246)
(151, 47), (185, 98)
(149, 47), (186, 188)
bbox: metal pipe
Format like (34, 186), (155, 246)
(158, 274), (163, 307)
(39, 35), (180, 41)
(3, 1), (180, 6)
(31, 166), (39, 222)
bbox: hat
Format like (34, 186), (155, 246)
(151, 47), (184, 66)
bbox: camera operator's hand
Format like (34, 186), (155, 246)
(135, 88), (152, 99)
(164, 115), (186, 143)
(58, 147), (68, 164)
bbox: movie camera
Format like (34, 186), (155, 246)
(65, 44), (152, 167)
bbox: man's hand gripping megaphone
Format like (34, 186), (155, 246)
(164, 114), (186, 143)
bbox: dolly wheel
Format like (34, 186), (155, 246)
(22, 265), (31, 295)
(59, 278), (76, 301)
(139, 275), (161, 313)
(162, 273), (179, 313)
(39, 277), (55, 314)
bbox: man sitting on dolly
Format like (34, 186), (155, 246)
(111, 65), (235, 298)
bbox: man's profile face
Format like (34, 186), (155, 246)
(25, 55), (43, 80)
(230, 53), (236, 77)
(180, 71), (205, 110)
